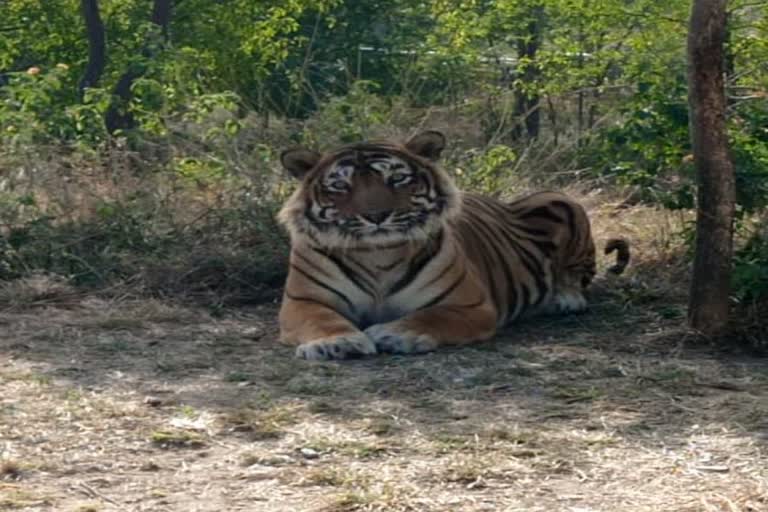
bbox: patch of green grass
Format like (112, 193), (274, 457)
(223, 404), (301, 441)
(297, 467), (356, 487)
(0, 487), (53, 509)
(303, 439), (390, 459)
(150, 429), (206, 449)
(431, 433), (476, 452)
(1, 371), (52, 386)
(73, 504), (102, 512)
(64, 389), (83, 402)
(284, 374), (338, 395)
(647, 366), (696, 382)
(319, 482), (413, 511)
(364, 417), (401, 437)
(88, 317), (145, 330)
(550, 385), (605, 403)
(177, 405), (197, 418)
(224, 371), (252, 383)
(440, 459), (492, 485)
(321, 491), (375, 512)
(307, 400), (344, 415)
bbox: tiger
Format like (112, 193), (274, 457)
(277, 131), (629, 360)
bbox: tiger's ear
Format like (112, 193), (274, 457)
(280, 147), (322, 179)
(405, 131), (446, 161)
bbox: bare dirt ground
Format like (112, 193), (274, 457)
(2, 204), (767, 512)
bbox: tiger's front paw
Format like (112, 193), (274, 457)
(553, 289), (588, 314)
(295, 332), (377, 361)
(364, 324), (438, 355)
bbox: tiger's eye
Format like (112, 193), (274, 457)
(389, 174), (411, 186)
(326, 181), (350, 193)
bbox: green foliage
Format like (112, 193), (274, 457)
(455, 145), (518, 196)
(301, 81), (391, 146)
(0, 0), (767, 310)
(732, 236), (768, 304)
(730, 101), (768, 212)
(580, 76), (695, 208)
(732, 216), (768, 303)
(0, 65), (108, 146)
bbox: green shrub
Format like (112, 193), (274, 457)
(732, 225), (768, 304)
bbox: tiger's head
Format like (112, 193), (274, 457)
(277, 131), (461, 247)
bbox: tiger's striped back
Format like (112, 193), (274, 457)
(454, 191), (598, 325)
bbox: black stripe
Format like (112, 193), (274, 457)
(462, 217), (518, 319)
(521, 284), (531, 308)
(294, 250), (333, 279)
(530, 239), (557, 255)
(470, 233), (501, 309)
(551, 200), (576, 234)
(387, 230), (444, 295)
(312, 248), (377, 297)
(478, 197), (512, 219)
(347, 241), (409, 252)
(505, 191), (558, 209)
(518, 205), (564, 224)
(452, 296), (486, 309)
(511, 223), (552, 237)
(375, 258), (405, 272)
(501, 224), (554, 305)
(419, 268), (468, 310)
(345, 254), (380, 279)
(290, 264), (356, 312)
(284, 292), (357, 324)
(422, 253), (457, 288)
(507, 233), (549, 306)
(493, 225), (549, 306)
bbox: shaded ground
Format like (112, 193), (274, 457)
(1, 201), (767, 511)
(1, 291), (767, 512)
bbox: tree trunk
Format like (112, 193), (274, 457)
(105, 0), (172, 134)
(687, 0), (736, 335)
(512, 6), (543, 140)
(546, 95), (558, 146)
(151, 0), (172, 38)
(78, 0), (106, 101)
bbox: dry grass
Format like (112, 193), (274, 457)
(1, 199), (767, 511)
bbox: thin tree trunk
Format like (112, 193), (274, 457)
(512, 5), (543, 140)
(105, 0), (172, 134)
(546, 95), (558, 146)
(151, 0), (172, 39)
(78, 0), (106, 101)
(687, 0), (736, 335)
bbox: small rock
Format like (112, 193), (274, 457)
(140, 461), (161, 472)
(243, 328), (264, 340)
(299, 448), (320, 460)
(144, 396), (163, 407)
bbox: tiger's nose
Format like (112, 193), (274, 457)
(360, 211), (392, 224)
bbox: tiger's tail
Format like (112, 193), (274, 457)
(604, 238), (630, 275)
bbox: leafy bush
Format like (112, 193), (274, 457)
(0, 65), (108, 146)
(732, 224), (768, 304)
(300, 81), (393, 146)
(453, 145), (518, 196)
(0, 105), (291, 305)
(578, 77), (694, 208)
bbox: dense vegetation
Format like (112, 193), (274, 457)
(0, 1), (766, 317)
